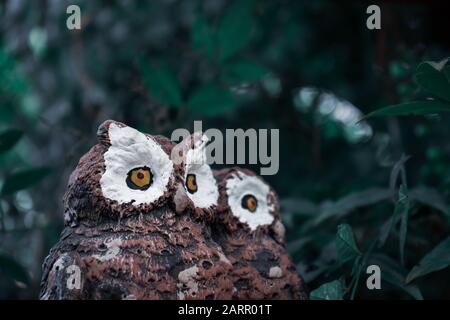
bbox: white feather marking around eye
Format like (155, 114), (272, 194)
(184, 134), (219, 208)
(226, 171), (274, 231)
(100, 123), (173, 205)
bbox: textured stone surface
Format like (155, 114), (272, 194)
(213, 167), (308, 300)
(40, 210), (233, 299)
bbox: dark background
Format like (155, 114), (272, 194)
(0, 0), (449, 299)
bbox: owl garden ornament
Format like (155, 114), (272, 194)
(213, 168), (308, 299)
(40, 120), (233, 299)
(40, 120), (307, 300)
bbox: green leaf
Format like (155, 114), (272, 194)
(389, 154), (410, 191)
(224, 59), (269, 83)
(0, 253), (30, 287)
(310, 279), (344, 300)
(349, 255), (364, 300)
(444, 65), (450, 82)
(370, 254), (423, 300)
(361, 100), (450, 121)
(409, 187), (450, 217)
(378, 216), (394, 248)
(0, 129), (23, 154)
(336, 224), (362, 264)
(191, 15), (216, 60)
(416, 58), (448, 73)
(217, 1), (254, 62)
(0, 48), (28, 97)
(349, 239), (376, 300)
(378, 184), (410, 249)
(406, 237), (450, 283)
(398, 184), (410, 266)
(1, 167), (52, 196)
(187, 85), (237, 116)
(415, 75), (450, 103)
(140, 60), (183, 108)
(312, 188), (393, 226)
(414, 59), (450, 102)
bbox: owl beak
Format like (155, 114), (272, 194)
(173, 183), (190, 214)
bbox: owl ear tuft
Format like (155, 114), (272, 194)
(97, 120), (126, 145)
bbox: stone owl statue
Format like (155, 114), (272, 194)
(39, 120), (234, 300)
(213, 167), (308, 299)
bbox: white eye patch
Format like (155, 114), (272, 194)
(100, 123), (173, 205)
(183, 134), (219, 209)
(226, 171), (274, 231)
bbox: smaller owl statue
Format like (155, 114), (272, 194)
(213, 167), (308, 299)
(39, 120), (233, 300)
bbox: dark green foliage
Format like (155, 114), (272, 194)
(361, 101), (450, 119)
(370, 254), (423, 300)
(0, 129), (23, 154)
(1, 167), (52, 196)
(363, 58), (450, 120)
(223, 60), (269, 83)
(187, 85), (237, 116)
(191, 15), (216, 60)
(336, 224), (362, 264)
(415, 59), (450, 103)
(310, 279), (344, 300)
(140, 60), (183, 108)
(0, 253), (30, 288)
(406, 237), (450, 283)
(217, 0), (254, 62)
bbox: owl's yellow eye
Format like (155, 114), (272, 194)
(242, 194), (258, 212)
(126, 167), (152, 190)
(186, 174), (198, 194)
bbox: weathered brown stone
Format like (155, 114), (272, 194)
(213, 167), (308, 300)
(40, 120), (233, 300)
